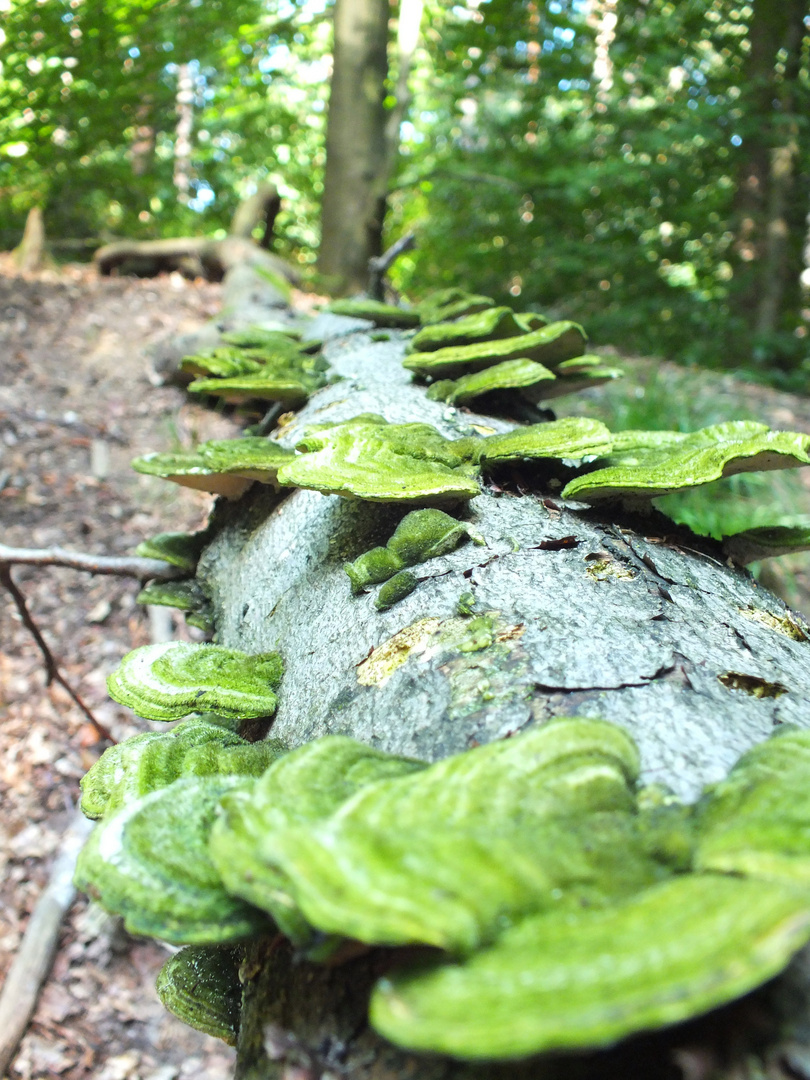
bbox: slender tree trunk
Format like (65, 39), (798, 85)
(195, 317), (810, 1079)
(733, 0), (807, 346)
(588, 0), (618, 112)
(318, 0), (390, 295)
(174, 63), (194, 205)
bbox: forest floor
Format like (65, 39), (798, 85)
(1, 261), (810, 1080)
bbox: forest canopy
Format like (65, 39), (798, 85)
(1, 0), (809, 381)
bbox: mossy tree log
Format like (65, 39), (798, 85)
(192, 315), (810, 1079)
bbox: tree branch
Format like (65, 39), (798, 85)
(0, 544), (181, 580)
(1, 567), (116, 745)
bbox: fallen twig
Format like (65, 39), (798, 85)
(1, 567), (116, 745)
(0, 543), (181, 579)
(0, 808), (94, 1077)
(368, 233), (416, 300)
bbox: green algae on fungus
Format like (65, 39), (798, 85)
(156, 945), (243, 1045)
(563, 422), (810, 505)
(188, 372), (312, 408)
(695, 727), (810, 885)
(106, 641), (283, 722)
(276, 415), (481, 504)
(221, 325), (303, 346)
(409, 307), (529, 352)
(375, 570), (418, 610)
(74, 775), (272, 945)
(403, 320), (587, 379)
(79, 714), (285, 820)
(324, 298), (420, 328)
(229, 720), (649, 954)
(722, 524), (810, 565)
(426, 358), (557, 405)
(525, 356), (624, 401)
(208, 737), (426, 944)
(136, 578), (210, 615)
(132, 437), (296, 498)
(370, 873), (810, 1060)
(179, 348), (265, 380)
(134, 530), (210, 573)
(345, 509), (482, 594)
(417, 288), (496, 325)
(479, 417), (613, 466)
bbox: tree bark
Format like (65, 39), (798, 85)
(194, 316), (810, 1078)
(318, 0), (390, 295)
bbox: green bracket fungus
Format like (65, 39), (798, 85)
(221, 325), (304, 347)
(562, 422), (810, 505)
(370, 874), (810, 1060)
(526, 355), (624, 401)
(228, 720), (649, 954)
(75, 775), (272, 944)
(106, 641), (283, 722)
(156, 945), (242, 1045)
(479, 417), (613, 466)
(136, 578), (212, 625)
(345, 508), (482, 594)
(426, 358), (556, 405)
(80, 714), (285, 820)
(722, 524), (810, 565)
(188, 372), (312, 408)
(324, 298), (420, 328)
(208, 737), (426, 944)
(179, 348), (264, 380)
(417, 288), (495, 324)
(696, 727), (810, 884)
(403, 320), (587, 379)
(409, 306), (531, 352)
(276, 415), (481, 504)
(375, 570), (418, 610)
(134, 531), (210, 573)
(132, 437), (296, 498)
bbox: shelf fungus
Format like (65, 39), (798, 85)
(132, 437), (296, 498)
(179, 348), (265, 380)
(345, 508), (483, 595)
(324, 298), (421, 328)
(74, 775), (273, 944)
(188, 371), (314, 408)
(417, 288), (496, 324)
(134, 530), (210, 573)
(210, 720), (651, 954)
(722, 524), (810, 565)
(562, 421), (810, 505)
(409, 306), (542, 352)
(106, 641), (283, 722)
(156, 945), (243, 1045)
(478, 417), (613, 466)
(370, 873), (810, 1060)
(426, 358), (557, 405)
(221, 325), (304, 346)
(80, 714), (285, 820)
(135, 578), (214, 632)
(276, 414), (481, 504)
(208, 737), (426, 944)
(403, 320), (587, 379)
(695, 727), (810, 884)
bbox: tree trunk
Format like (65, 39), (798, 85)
(733, 0), (807, 349)
(318, 0), (390, 295)
(195, 317), (810, 1078)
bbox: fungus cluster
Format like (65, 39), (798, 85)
(74, 288), (810, 1061)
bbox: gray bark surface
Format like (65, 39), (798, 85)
(196, 318), (810, 1078)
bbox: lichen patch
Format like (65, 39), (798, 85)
(356, 618), (443, 687)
